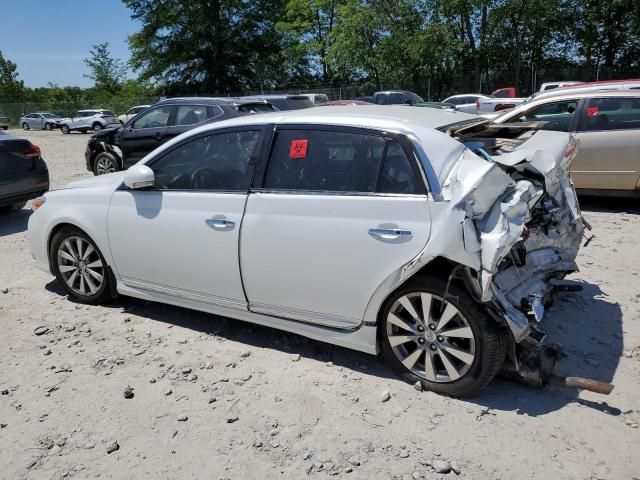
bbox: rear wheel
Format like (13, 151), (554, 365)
(22, 122), (29, 130)
(378, 274), (506, 397)
(93, 152), (120, 175)
(50, 227), (113, 304)
(44, 123), (52, 130)
(61, 125), (70, 134)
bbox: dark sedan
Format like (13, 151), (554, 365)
(0, 131), (49, 212)
(85, 97), (277, 175)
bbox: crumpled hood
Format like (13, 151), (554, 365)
(58, 171), (125, 191)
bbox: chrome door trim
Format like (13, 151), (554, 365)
(122, 277), (247, 311)
(249, 302), (361, 329)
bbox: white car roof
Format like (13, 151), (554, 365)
(444, 94), (489, 100)
(146, 105), (476, 183)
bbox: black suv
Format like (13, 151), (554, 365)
(372, 90), (425, 106)
(85, 97), (276, 175)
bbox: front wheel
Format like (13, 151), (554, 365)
(61, 125), (70, 134)
(378, 274), (506, 398)
(44, 123), (52, 130)
(93, 152), (120, 175)
(50, 227), (113, 304)
(92, 122), (102, 131)
(22, 122), (29, 130)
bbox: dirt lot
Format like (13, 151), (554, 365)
(1, 129), (639, 480)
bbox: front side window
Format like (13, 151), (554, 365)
(264, 129), (387, 193)
(510, 100), (578, 132)
(150, 130), (261, 191)
(390, 93), (410, 104)
(578, 97), (640, 131)
(132, 106), (172, 129)
(174, 105), (208, 126)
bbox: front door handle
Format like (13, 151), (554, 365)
(206, 218), (235, 229)
(369, 227), (413, 239)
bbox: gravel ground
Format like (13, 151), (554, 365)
(1, 129), (639, 480)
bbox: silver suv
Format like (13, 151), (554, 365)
(59, 109), (119, 134)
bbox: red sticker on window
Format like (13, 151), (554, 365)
(289, 139), (308, 159)
(586, 106), (599, 117)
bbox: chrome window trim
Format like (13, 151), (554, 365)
(250, 188), (427, 198)
(407, 135), (441, 199)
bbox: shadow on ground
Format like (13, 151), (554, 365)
(0, 207), (31, 237)
(578, 195), (640, 214)
(45, 276), (623, 417)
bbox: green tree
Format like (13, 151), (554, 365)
(123, 0), (286, 94)
(83, 42), (128, 94)
(0, 50), (25, 101)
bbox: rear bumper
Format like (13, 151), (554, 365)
(0, 170), (49, 207)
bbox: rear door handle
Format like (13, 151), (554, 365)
(368, 228), (413, 239)
(206, 218), (235, 229)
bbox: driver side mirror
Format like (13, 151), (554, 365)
(124, 164), (154, 189)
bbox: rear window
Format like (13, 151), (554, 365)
(578, 97), (640, 131)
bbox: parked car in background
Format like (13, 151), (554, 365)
(299, 93), (329, 104)
(415, 101), (456, 110)
(86, 97), (277, 175)
(19, 112), (65, 130)
(0, 114), (9, 130)
(59, 109), (119, 134)
(118, 105), (151, 125)
(442, 94), (490, 113)
(539, 81), (583, 92)
(0, 130), (49, 212)
(530, 78), (640, 102)
(318, 100), (372, 106)
(28, 105), (585, 397)
(492, 90), (640, 195)
(240, 94), (314, 111)
(476, 88), (526, 113)
(373, 90), (424, 105)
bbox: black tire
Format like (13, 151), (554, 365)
(93, 152), (121, 175)
(81, 129), (88, 134)
(1, 126), (7, 130)
(61, 125), (70, 134)
(44, 123), (52, 131)
(22, 122), (29, 130)
(50, 226), (113, 304)
(92, 122), (102, 131)
(378, 274), (506, 398)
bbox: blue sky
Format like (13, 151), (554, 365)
(2, 0), (137, 88)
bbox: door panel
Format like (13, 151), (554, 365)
(108, 190), (247, 308)
(572, 130), (640, 190)
(240, 194), (431, 327)
(119, 105), (173, 167)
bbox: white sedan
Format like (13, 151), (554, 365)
(28, 106), (585, 397)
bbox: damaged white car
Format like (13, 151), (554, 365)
(27, 106), (586, 397)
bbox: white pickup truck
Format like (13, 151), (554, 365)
(475, 87), (527, 114)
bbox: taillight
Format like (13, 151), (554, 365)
(23, 145), (41, 157)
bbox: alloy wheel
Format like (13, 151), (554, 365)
(22, 123), (29, 130)
(386, 292), (476, 383)
(57, 236), (105, 296)
(95, 156), (117, 175)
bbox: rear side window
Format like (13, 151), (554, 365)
(578, 97), (640, 131)
(174, 105), (208, 126)
(378, 143), (418, 194)
(151, 130), (261, 191)
(264, 129), (386, 193)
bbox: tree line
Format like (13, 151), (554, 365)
(1, 0), (639, 105)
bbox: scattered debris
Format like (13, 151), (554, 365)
(177, 415), (188, 422)
(381, 391), (391, 402)
(240, 351), (251, 358)
(413, 381), (423, 392)
(432, 459), (452, 474)
(226, 416), (239, 423)
(106, 441), (119, 454)
(123, 386), (134, 399)
(34, 326), (49, 336)
(348, 456), (361, 466)
(291, 354), (301, 362)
